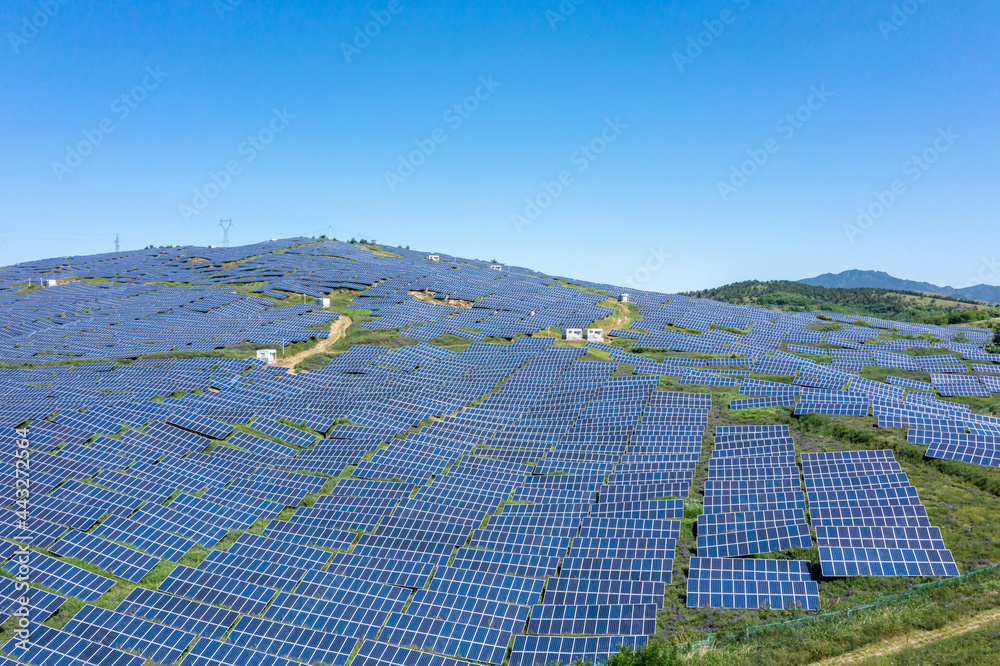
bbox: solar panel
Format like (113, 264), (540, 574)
(687, 577), (819, 610)
(157, 565), (277, 614)
(116, 588), (239, 640)
(178, 637), (302, 666)
(226, 616), (358, 666)
(509, 634), (648, 666)
(527, 603), (657, 635)
(3, 552), (114, 601)
(380, 612), (511, 664)
(351, 640), (471, 666)
(49, 530), (160, 583)
(541, 578), (665, 608)
(819, 546), (960, 577)
(2, 623), (145, 666)
(62, 605), (196, 665)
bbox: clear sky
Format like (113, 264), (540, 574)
(1, 0), (997, 292)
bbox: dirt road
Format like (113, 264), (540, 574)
(811, 607), (1000, 664)
(272, 315), (352, 372)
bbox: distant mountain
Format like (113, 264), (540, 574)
(684, 280), (999, 324)
(800, 270), (1000, 304)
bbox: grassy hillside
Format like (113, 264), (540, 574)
(684, 280), (1000, 324)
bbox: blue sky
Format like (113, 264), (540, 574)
(2, 0), (997, 292)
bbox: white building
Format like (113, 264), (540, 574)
(427, 254), (440, 261)
(315, 297), (331, 308)
(256, 349), (278, 363)
(46, 279), (58, 288)
(563, 328), (583, 341)
(490, 264), (502, 271)
(586, 328), (604, 343)
(620, 293), (629, 303)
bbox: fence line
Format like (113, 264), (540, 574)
(742, 562), (1000, 638)
(672, 562), (1000, 653)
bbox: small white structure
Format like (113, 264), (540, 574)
(620, 293), (629, 303)
(256, 349), (278, 363)
(490, 264), (502, 271)
(315, 297), (331, 308)
(427, 254), (440, 261)
(46, 279), (58, 288)
(563, 328), (583, 341)
(586, 328), (604, 343)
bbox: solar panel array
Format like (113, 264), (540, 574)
(803, 450), (960, 577)
(0, 237), (995, 664)
(688, 425), (819, 610)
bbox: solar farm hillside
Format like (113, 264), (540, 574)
(2, 237), (1000, 666)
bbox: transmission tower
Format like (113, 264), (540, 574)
(115, 234), (120, 252)
(219, 219), (233, 248)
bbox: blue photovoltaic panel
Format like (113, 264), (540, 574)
(509, 634), (648, 666)
(251, 417), (317, 447)
(450, 548), (561, 578)
(560, 557), (673, 582)
(263, 592), (395, 636)
(811, 504), (930, 527)
(406, 590), (530, 632)
(688, 557), (813, 581)
(177, 637), (301, 666)
(380, 612), (511, 665)
(352, 640), (471, 666)
(696, 520), (812, 558)
(291, 570), (412, 609)
(157, 565), (277, 615)
(62, 604), (196, 666)
(226, 616), (358, 666)
(814, 525), (946, 550)
(115, 588), (240, 640)
(0, 577), (67, 621)
(167, 413), (235, 440)
(541, 578), (665, 608)
(1, 623), (145, 666)
(527, 603), (657, 635)
(196, 550), (307, 592)
(687, 577), (819, 610)
(3, 552), (114, 601)
(428, 566), (545, 605)
(92, 515), (196, 563)
(326, 553), (435, 588)
(0, 510), (68, 549)
(49, 530), (160, 583)
(819, 546), (960, 577)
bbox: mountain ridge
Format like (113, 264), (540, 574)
(799, 269), (1000, 304)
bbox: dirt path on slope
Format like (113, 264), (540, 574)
(811, 607), (1000, 665)
(605, 300), (632, 336)
(272, 315), (352, 372)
